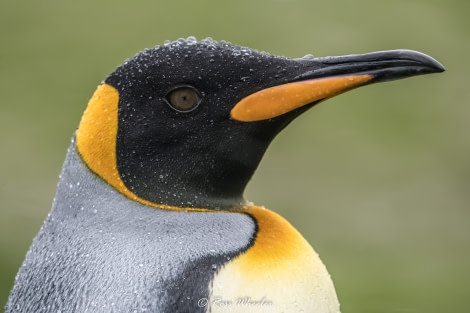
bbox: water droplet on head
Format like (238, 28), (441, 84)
(302, 54), (315, 59)
(186, 36), (197, 44)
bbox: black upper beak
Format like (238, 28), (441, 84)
(295, 49), (445, 83)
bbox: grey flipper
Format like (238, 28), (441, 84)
(5, 138), (256, 313)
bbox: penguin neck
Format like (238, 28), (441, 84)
(115, 139), (268, 210)
(113, 115), (297, 211)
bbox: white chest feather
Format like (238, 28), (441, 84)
(208, 206), (340, 313)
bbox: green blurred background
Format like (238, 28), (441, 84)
(1, 0), (468, 312)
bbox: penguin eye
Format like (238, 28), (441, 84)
(165, 86), (201, 112)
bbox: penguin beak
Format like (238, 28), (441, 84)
(231, 49), (445, 122)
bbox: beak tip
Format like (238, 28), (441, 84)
(360, 49), (446, 82)
(435, 62), (446, 73)
(398, 49), (445, 73)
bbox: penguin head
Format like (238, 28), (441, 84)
(76, 37), (444, 210)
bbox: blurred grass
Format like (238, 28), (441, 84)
(1, 0), (468, 312)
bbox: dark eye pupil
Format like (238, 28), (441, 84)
(167, 87), (200, 112)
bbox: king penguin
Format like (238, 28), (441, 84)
(5, 37), (444, 313)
